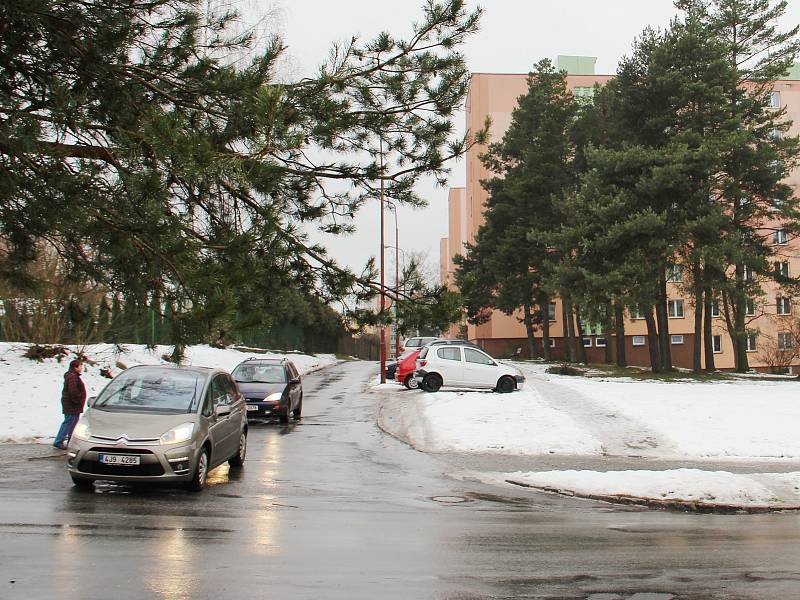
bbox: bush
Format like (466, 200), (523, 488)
(23, 344), (69, 362)
(546, 364), (584, 376)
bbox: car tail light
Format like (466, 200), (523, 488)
(419, 360), (427, 367)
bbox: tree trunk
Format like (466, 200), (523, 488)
(540, 301), (551, 361)
(721, 290), (737, 358)
(692, 264), (703, 373)
(614, 300), (627, 367)
(644, 306), (662, 373)
(733, 264), (750, 372)
(562, 295), (577, 363)
(703, 288), (716, 371)
(603, 302), (613, 364)
(656, 272), (672, 370)
(522, 302), (537, 360)
(574, 306), (588, 364)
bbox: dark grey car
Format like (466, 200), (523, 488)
(66, 365), (248, 492)
(232, 358), (303, 424)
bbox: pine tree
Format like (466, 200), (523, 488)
(0, 0), (484, 349)
(680, 0), (800, 371)
(456, 59), (578, 361)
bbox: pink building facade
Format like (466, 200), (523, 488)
(442, 57), (800, 371)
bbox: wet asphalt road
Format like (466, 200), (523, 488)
(2, 361), (800, 600)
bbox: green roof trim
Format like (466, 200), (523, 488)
(556, 55), (597, 75)
(785, 62), (800, 80)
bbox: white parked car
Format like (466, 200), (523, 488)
(412, 344), (525, 393)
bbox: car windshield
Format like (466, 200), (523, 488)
(232, 363), (287, 384)
(94, 368), (204, 413)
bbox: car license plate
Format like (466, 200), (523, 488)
(246, 404), (259, 412)
(99, 454), (140, 465)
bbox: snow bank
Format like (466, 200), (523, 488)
(376, 384), (603, 456)
(503, 468), (800, 508)
(0, 343), (336, 444)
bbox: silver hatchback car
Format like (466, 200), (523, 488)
(66, 365), (248, 491)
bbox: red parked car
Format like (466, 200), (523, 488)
(396, 349), (422, 389)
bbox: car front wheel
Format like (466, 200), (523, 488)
(496, 375), (516, 393)
(422, 373), (442, 393)
(292, 395), (303, 419)
(279, 402), (291, 424)
(185, 448), (209, 492)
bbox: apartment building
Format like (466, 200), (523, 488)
(441, 56), (800, 371)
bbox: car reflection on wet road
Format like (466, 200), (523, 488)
(2, 361), (800, 600)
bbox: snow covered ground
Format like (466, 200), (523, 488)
(375, 362), (800, 509)
(0, 343), (337, 444)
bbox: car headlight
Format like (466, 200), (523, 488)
(72, 419), (91, 441)
(265, 392), (282, 402)
(160, 422), (195, 445)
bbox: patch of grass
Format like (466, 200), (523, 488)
(335, 353), (356, 361)
(582, 363), (733, 382)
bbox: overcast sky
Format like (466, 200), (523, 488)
(267, 0), (800, 280)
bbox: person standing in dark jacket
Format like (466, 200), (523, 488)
(53, 359), (86, 449)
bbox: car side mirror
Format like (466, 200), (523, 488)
(87, 396), (97, 407)
(214, 404), (232, 418)
(290, 377), (301, 385)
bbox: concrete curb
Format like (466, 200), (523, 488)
(506, 479), (800, 514)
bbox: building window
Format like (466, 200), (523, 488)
(632, 335), (646, 346)
(742, 265), (753, 281)
(777, 296), (792, 315)
(713, 335), (722, 353)
(671, 335), (684, 345)
(746, 333), (758, 352)
(548, 302), (557, 322)
(778, 332), (793, 351)
(573, 86), (595, 104)
(770, 127), (783, 140)
(774, 229), (789, 245)
(668, 299), (685, 318)
(711, 301), (720, 317)
(666, 265), (683, 283)
(776, 261), (790, 278)
(769, 91), (781, 108)
(582, 337), (592, 347)
(745, 298), (755, 316)
(548, 338), (556, 349)
(595, 337), (607, 348)
(630, 305), (645, 320)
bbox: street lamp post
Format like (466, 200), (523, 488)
(387, 202), (400, 360)
(379, 141), (386, 383)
